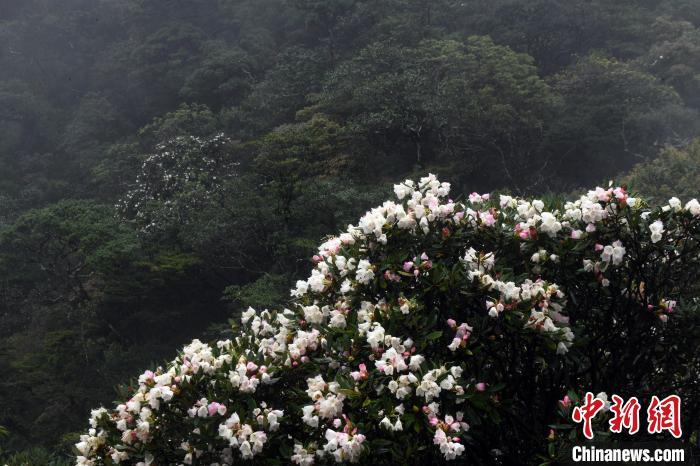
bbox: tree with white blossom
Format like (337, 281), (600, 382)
(76, 175), (700, 465)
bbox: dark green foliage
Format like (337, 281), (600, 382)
(0, 202), (228, 453)
(548, 54), (698, 187)
(320, 36), (559, 191)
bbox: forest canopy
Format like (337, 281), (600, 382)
(1, 0), (700, 463)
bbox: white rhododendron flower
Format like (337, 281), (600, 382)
(685, 198), (700, 216)
(650, 220), (664, 243)
(355, 259), (374, 284)
(600, 240), (626, 266)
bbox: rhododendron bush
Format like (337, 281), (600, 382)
(76, 175), (700, 465)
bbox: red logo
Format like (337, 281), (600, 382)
(570, 393), (682, 439)
(572, 392), (605, 440)
(609, 395), (641, 434)
(647, 395), (682, 438)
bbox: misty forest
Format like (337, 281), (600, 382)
(1, 0), (700, 464)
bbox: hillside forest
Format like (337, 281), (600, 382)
(2, 0), (700, 461)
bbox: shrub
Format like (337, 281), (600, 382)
(76, 175), (700, 465)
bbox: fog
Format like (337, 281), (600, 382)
(1, 0), (699, 461)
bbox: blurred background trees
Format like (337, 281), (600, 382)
(1, 0), (700, 460)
